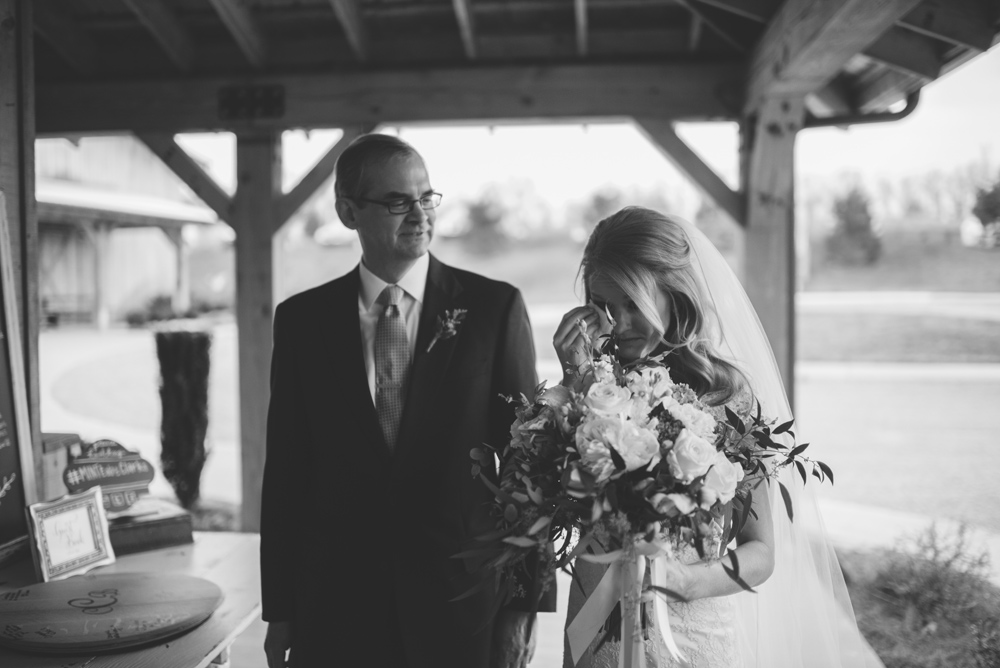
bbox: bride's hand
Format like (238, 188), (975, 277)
(553, 304), (607, 382)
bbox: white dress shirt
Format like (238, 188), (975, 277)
(357, 253), (429, 403)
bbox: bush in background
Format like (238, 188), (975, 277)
(825, 186), (882, 265)
(125, 294), (229, 327)
(155, 328), (212, 509)
(850, 523), (1000, 668)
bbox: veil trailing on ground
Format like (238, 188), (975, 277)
(675, 217), (883, 668)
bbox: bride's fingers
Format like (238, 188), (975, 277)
(553, 306), (598, 342)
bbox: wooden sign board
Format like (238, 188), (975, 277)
(0, 192), (37, 568)
(0, 572), (223, 654)
(63, 439), (155, 512)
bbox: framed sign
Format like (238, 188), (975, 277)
(0, 191), (37, 568)
(27, 487), (115, 582)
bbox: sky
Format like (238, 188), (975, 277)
(176, 44), (1000, 218)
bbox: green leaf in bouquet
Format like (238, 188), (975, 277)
(471, 464), (481, 477)
(772, 419), (795, 435)
(818, 460), (835, 485)
(479, 472), (518, 506)
(511, 491), (530, 504)
(724, 406), (742, 430)
(779, 481), (794, 521)
(795, 460), (807, 486)
(722, 552), (757, 594)
(502, 536), (537, 548)
(504, 504), (519, 522)
(591, 498), (603, 522)
(607, 444), (627, 471)
(650, 585), (689, 603)
(789, 442), (810, 458)
(528, 516), (551, 535)
(606, 485), (619, 510)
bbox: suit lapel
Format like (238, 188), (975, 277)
(394, 255), (462, 464)
(318, 267), (393, 465)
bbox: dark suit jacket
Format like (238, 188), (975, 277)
(260, 255), (551, 667)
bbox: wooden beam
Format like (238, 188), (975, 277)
(234, 131), (280, 532)
(37, 63), (745, 134)
(741, 96), (804, 403)
(329, 0), (369, 61)
(452, 0), (478, 59)
(897, 0), (995, 52)
(574, 0), (588, 57)
(274, 125), (372, 231)
(122, 0), (196, 72)
(137, 133), (234, 226)
(855, 68), (919, 112)
(33, 0), (97, 76)
(674, 0), (749, 52)
(688, 13), (703, 51)
(746, 0), (924, 111)
(208, 0), (266, 67)
(635, 118), (744, 227)
(694, 0), (774, 23)
(806, 77), (855, 116)
(863, 25), (942, 80)
(0, 0), (41, 502)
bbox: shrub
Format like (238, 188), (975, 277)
(825, 186), (882, 265)
(155, 328), (212, 509)
(875, 523), (991, 632)
(972, 180), (1000, 226)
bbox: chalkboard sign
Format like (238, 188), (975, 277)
(0, 192), (38, 567)
(63, 440), (155, 512)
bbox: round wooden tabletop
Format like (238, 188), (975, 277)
(0, 572), (224, 654)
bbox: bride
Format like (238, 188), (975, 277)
(551, 207), (882, 668)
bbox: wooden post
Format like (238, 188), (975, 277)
(233, 131), (280, 532)
(163, 227), (191, 314)
(740, 96), (804, 406)
(91, 222), (113, 330)
(0, 0), (41, 490)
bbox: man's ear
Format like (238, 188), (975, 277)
(336, 198), (358, 230)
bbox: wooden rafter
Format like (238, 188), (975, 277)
(694, 0), (773, 23)
(122, 0), (196, 71)
(275, 125), (373, 231)
(136, 133), (234, 228)
(807, 77), (855, 116)
(855, 68), (919, 112)
(635, 119), (744, 227)
(575, 0), (588, 57)
(746, 0), (924, 111)
(329, 0), (370, 61)
(33, 1), (97, 76)
(37, 63), (745, 134)
(897, 0), (995, 52)
(688, 13), (703, 51)
(864, 25), (942, 81)
(674, 0), (748, 52)
(208, 0), (267, 67)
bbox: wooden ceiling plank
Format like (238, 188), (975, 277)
(897, 0), (995, 52)
(329, 0), (370, 61)
(863, 25), (942, 81)
(37, 63), (746, 134)
(855, 69), (918, 112)
(275, 125), (373, 230)
(208, 0), (267, 67)
(122, 0), (196, 72)
(33, 1), (97, 76)
(575, 0), (588, 57)
(636, 118), (744, 226)
(136, 133), (234, 227)
(746, 0), (925, 111)
(806, 77), (855, 116)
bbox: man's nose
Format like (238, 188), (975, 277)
(405, 202), (429, 224)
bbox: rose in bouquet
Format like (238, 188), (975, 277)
(464, 331), (832, 665)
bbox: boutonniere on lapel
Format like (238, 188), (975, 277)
(426, 308), (468, 353)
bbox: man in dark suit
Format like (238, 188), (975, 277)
(261, 134), (552, 667)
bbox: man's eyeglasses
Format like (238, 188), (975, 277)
(352, 192), (443, 215)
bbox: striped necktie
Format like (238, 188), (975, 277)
(375, 285), (409, 450)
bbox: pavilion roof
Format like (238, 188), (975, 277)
(32, 1), (1000, 132)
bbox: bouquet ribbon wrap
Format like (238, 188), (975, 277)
(566, 541), (685, 667)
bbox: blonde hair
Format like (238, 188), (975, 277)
(581, 206), (747, 405)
